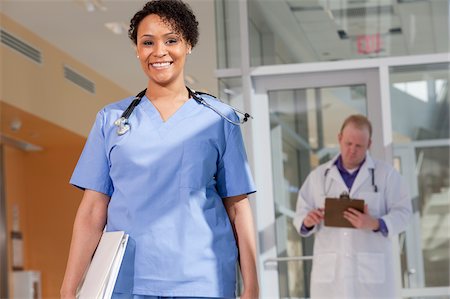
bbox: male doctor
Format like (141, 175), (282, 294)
(293, 114), (412, 299)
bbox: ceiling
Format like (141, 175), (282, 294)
(1, 0), (448, 98)
(250, 0), (449, 63)
(0, 0), (218, 95)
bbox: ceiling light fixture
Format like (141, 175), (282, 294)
(82, 0), (107, 12)
(104, 22), (128, 35)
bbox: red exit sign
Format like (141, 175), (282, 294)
(356, 33), (382, 54)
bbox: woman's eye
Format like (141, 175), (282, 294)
(166, 38), (178, 45)
(143, 40), (153, 46)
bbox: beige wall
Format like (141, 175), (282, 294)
(1, 13), (130, 137)
(1, 13), (132, 299)
(2, 102), (85, 299)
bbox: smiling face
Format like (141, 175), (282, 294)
(338, 122), (371, 169)
(136, 14), (191, 87)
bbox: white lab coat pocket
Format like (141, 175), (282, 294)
(311, 253), (337, 283)
(357, 252), (385, 283)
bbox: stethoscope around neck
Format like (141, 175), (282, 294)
(323, 166), (378, 194)
(114, 87), (252, 135)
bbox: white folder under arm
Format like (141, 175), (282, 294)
(77, 231), (129, 299)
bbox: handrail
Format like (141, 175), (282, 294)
(263, 256), (313, 267)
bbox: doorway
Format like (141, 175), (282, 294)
(251, 64), (449, 298)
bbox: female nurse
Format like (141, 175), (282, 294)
(60, 1), (259, 298)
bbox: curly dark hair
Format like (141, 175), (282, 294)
(128, 0), (199, 48)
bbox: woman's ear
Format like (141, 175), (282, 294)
(186, 43), (192, 55)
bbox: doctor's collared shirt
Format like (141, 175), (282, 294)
(334, 155), (364, 191)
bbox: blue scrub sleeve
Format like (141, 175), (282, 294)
(216, 123), (256, 198)
(70, 109), (113, 196)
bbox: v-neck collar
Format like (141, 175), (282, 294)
(139, 95), (198, 138)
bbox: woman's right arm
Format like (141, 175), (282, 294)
(60, 189), (110, 299)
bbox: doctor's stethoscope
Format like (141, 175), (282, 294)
(114, 87), (252, 135)
(323, 166), (378, 195)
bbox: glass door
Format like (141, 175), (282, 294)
(268, 85), (368, 297)
(251, 64), (449, 298)
(390, 63), (450, 298)
(252, 68), (384, 298)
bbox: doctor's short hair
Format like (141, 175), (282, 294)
(128, 0), (199, 47)
(340, 114), (373, 138)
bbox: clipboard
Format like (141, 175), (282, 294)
(77, 231), (129, 299)
(324, 195), (364, 228)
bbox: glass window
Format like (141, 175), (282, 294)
(391, 63), (449, 142)
(248, 0), (449, 66)
(215, 0), (242, 69)
(218, 77), (243, 107)
(391, 63), (450, 290)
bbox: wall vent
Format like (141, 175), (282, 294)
(0, 29), (42, 64)
(63, 65), (96, 94)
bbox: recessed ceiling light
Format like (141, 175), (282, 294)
(76, 0), (107, 12)
(85, 1), (95, 12)
(104, 22), (127, 35)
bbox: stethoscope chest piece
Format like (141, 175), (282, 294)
(114, 117), (131, 135)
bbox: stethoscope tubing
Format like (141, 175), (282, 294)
(323, 166), (378, 194)
(189, 90), (252, 126)
(114, 87), (252, 135)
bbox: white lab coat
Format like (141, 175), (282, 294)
(293, 154), (412, 299)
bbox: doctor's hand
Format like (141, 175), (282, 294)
(343, 204), (379, 230)
(303, 208), (325, 229)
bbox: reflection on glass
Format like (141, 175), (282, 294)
(416, 147), (449, 287)
(218, 77), (242, 106)
(391, 63), (449, 290)
(268, 85), (367, 297)
(248, 0), (449, 66)
(215, 0), (241, 69)
(391, 63), (449, 142)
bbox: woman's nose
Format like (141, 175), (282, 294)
(153, 42), (167, 57)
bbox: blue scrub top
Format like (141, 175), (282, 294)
(70, 93), (256, 297)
